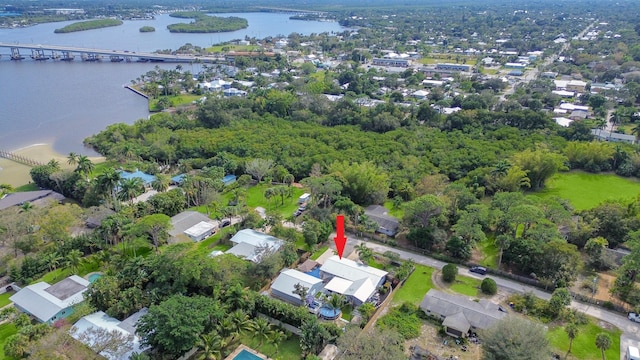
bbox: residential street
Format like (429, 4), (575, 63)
(329, 232), (640, 359)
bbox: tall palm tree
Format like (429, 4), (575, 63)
(96, 169), (121, 210)
(564, 323), (578, 359)
(249, 318), (273, 347)
(44, 252), (62, 272)
(65, 249), (83, 274)
(151, 174), (170, 192)
(75, 155), (95, 178)
(118, 177), (144, 204)
(595, 332), (611, 360)
(47, 159), (61, 170)
(67, 152), (79, 166)
(326, 293), (345, 315)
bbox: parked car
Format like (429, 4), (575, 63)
(469, 266), (487, 275)
(220, 219), (231, 228)
(293, 210), (302, 217)
(628, 312), (640, 323)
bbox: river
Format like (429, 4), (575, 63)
(0, 12), (348, 155)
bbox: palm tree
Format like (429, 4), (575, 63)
(44, 252), (62, 272)
(249, 318), (273, 347)
(354, 243), (373, 264)
(65, 249), (83, 274)
(631, 123), (640, 144)
(228, 310), (252, 339)
(595, 332), (611, 360)
(326, 293), (345, 314)
(67, 152), (79, 166)
(151, 174), (170, 192)
(564, 323), (578, 359)
(96, 169), (121, 210)
(268, 330), (287, 356)
(47, 159), (61, 170)
(75, 155), (95, 178)
(118, 177), (144, 204)
(129, 352), (150, 360)
(195, 332), (225, 360)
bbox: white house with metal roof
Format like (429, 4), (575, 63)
(10, 275), (90, 324)
(70, 308), (148, 360)
(319, 256), (388, 305)
(270, 269), (323, 305)
(169, 211), (219, 243)
(226, 229), (284, 263)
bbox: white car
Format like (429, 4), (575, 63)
(628, 312), (640, 323)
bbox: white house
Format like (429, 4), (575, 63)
(270, 269), (323, 305)
(226, 229), (284, 262)
(169, 211), (218, 243)
(70, 309), (148, 360)
(319, 256), (388, 305)
(10, 275), (90, 324)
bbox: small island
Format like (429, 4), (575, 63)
(139, 26), (155, 32)
(167, 11), (247, 33)
(54, 19), (123, 33)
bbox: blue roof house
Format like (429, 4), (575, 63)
(119, 170), (156, 188)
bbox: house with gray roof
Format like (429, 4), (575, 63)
(226, 229), (284, 263)
(270, 269), (323, 305)
(10, 275), (90, 324)
(0, 190), (65, 211)
(591, 129), (636, 144)
(70, 308), (148, 360)
(364, 205), (400, 236)
(420, 289), (506, 337)
(169, 211), (218, 243)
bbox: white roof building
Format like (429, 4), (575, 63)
(320, 256), (388, 286)
(227, 229), (284, 262)
(559, 103), (589, 112)
(184, 221), (217, 242)
(324, 277), (376, 304)
(270, 269), (324, 305)
(70, 309), (148, 360)
(554, 117), (574, 127)
(10, 275), (90, 323)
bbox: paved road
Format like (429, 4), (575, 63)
(330, 233), (640, 358)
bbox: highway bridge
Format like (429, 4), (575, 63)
(0, 42), (225, 63)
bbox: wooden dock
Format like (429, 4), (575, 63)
(0, 149), (44, 167)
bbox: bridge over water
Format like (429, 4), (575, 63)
(0, 42), (225, 63)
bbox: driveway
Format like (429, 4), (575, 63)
(327, 232), (640, 358)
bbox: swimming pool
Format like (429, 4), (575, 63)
(88, 273), (103, 283)
(319, 305), (341, 320)
(305, 267), (321, 278)
(233, 349), (262, 360)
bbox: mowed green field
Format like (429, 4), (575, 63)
(533, 171), (640, 210)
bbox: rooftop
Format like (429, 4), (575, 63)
(320, 255), (388, 284)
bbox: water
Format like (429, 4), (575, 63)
(0, 13), (348, 154)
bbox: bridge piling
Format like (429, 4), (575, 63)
(0, 150), (44, 167)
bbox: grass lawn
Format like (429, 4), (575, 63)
(223, 183), (307, 218)
(0, 291), (14, 308)
(532, 171), (640, 210)
(548, 321), (621, 360)
(14, 183), (39, 192)
(383, 200), (404, 219)
(0, 322), (18, 360)
(367, 258), (385, 269)
(90, 160), (118, 178)
(237, 333), (302, 360)
(310, 245), (329, 260)
(342, 304), (354, 321)
(393, 264), (435, 305)
(149, 94), (202, 111)
(477, 236), (499, 268)
(447, 275), (481, 297)
(206, 44), (262, 52)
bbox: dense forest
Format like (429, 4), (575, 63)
(53, 19), (123, 33)
(167, 12), (248, 33)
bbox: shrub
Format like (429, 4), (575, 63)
(377, 303), (422, 339)
(481, 278), (498, 295)
(603, 301), (615, 310)
(442, 263), (458, 283)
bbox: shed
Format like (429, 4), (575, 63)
(298, 193), (311, 204)
(184, 221), (217, 242)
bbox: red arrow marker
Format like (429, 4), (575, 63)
(334, 215), (347, 259)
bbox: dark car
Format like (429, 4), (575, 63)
(294, 210), (302, 217)
(220, 219), (231, 228)
(469, 266), (487, 275)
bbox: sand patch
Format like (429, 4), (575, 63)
(0, 144), (104, 187)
